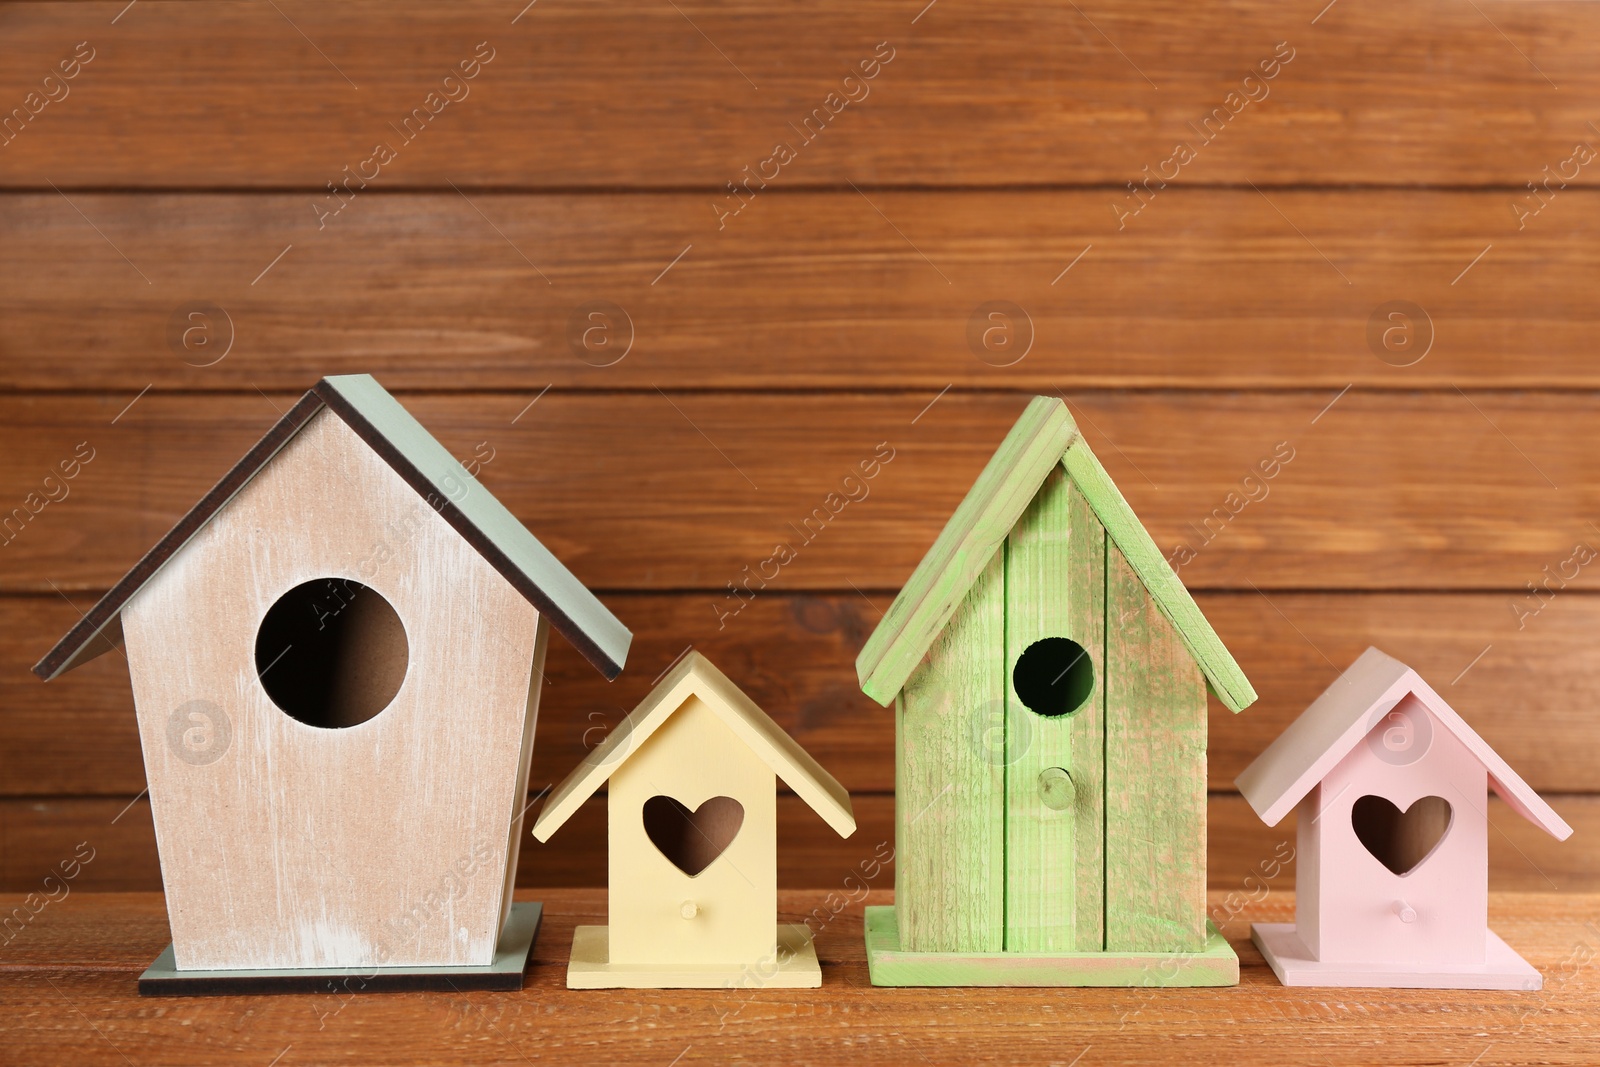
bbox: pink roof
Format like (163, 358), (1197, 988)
(1235, 646), (1572, 839)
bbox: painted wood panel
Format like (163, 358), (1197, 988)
(12, 590), (1600, 800)
(1003, 469), (1105, 951)
(895, 551), (1004, 952)
(4, 191), (1598, 393)
(119, 410), (542, 969)
(9, 792), (1595, 898)
(606, 694), (777, 967)
(499, 619), (549, 929)
(1103, 542), (1208, 952)
(5, 2), (1600, 188)
(1304, 697), (1491, 966)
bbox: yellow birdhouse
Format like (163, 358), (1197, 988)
(533, 650), (856, 988)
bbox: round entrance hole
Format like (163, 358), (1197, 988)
(254, 578), (409, 729)
(1012, 637), (1094, 718)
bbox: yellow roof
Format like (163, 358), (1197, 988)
(532, 650), (856, 841)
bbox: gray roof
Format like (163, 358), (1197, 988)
(34, 375), (630, 681)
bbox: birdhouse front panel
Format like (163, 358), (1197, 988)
(606, 692), (778, 967)
(1000, 467), (1104, 953)
(897, 467), (1207, 957)
(896, 548), (1005, 954)
(121, 409), (545, 971)
(1301, 694), (1489, 967)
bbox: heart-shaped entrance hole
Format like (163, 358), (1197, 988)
(642, 795), (744, 877)
(1351, 794), (1452, 876)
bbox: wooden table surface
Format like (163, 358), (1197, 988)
(2, 889), (1596, 1065)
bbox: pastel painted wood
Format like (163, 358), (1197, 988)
(1104, 541), (1208, 953)
(1002, 468), (1104, 952)
(895, 551), (1004, 953)
(858, 396), (1078, 707)
(1236, 646), (1573, 989)
(532, 650), (855, 988)
(863, 908), (1239, 988)
(33, 375), (631, 985)
(858, 395), (1254, 986)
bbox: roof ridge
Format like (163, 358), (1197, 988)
(313, 376), (630, 678)
(1236, 647), (1571, 839)
(32, 390), (326, 681)
(854, 395), (1254, 711)
(33, 375), (630, 681)
(532, 650), (856, 841)
(855, 396), (1079, 703)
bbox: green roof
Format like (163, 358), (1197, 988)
(855, 395), (1256, 712)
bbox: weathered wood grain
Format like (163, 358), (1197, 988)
(859, 396), (1077, 706)
(862, 905), (1238, 987)
(0, 0), (1592, 1038)
(895, 552), (1005, 953)
(121, 408), (547, 970)
(1062, 431), (1255, 710)
(7, 792), (1590, 897)
(1, 190), (1596, 392)
(2, 890), (1597, 1066)
(4, 1), (1599, 189)
(0, 793), (899, 898)
(4, 391), (1598, 594)
(1, 590), (885, 796)
(1003, 470), (1105, 951)
(10, 588), (1600, 798)
(1104, 541), (1209, 951)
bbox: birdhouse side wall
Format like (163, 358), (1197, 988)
(124, 409), (542, 970)
(498, 618), (550, 929)
(607, 694), (777, 968)
(1300, 696), (1489, 966)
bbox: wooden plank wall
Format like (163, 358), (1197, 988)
(1, 0), (1596, 895)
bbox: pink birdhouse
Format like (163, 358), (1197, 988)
(1235, 647), (1572, 989)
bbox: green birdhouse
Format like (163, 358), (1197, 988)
(857, 396), (1257, 986)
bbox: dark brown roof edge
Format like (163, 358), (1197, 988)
(32, 390), (328, 681)
(311, 381), (623, 680)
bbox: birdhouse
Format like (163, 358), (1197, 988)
(1236, 646), (1572, 989)
(855, 396), (1256, 986)
(532, 650), (856, 988)
(33, 375), (631, 994)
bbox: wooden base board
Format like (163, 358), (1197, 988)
(862, 906), (1239, 987)
(1251, 922), (1544, 990)
(137, 902), (541, 996)
(566, 923), (822, 989)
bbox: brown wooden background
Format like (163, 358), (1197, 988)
(1, 0), (1596, 897)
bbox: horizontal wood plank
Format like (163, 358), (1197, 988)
(0, 190), (1593, 392)
(3, 2), (1598, 188)
(11, 589), (1600, 797)
(3, 391), (1597, 595)
(4, 793), (1590, 895)
(12, 585), (1600, 799)
(3, 890), (1596, 1066)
